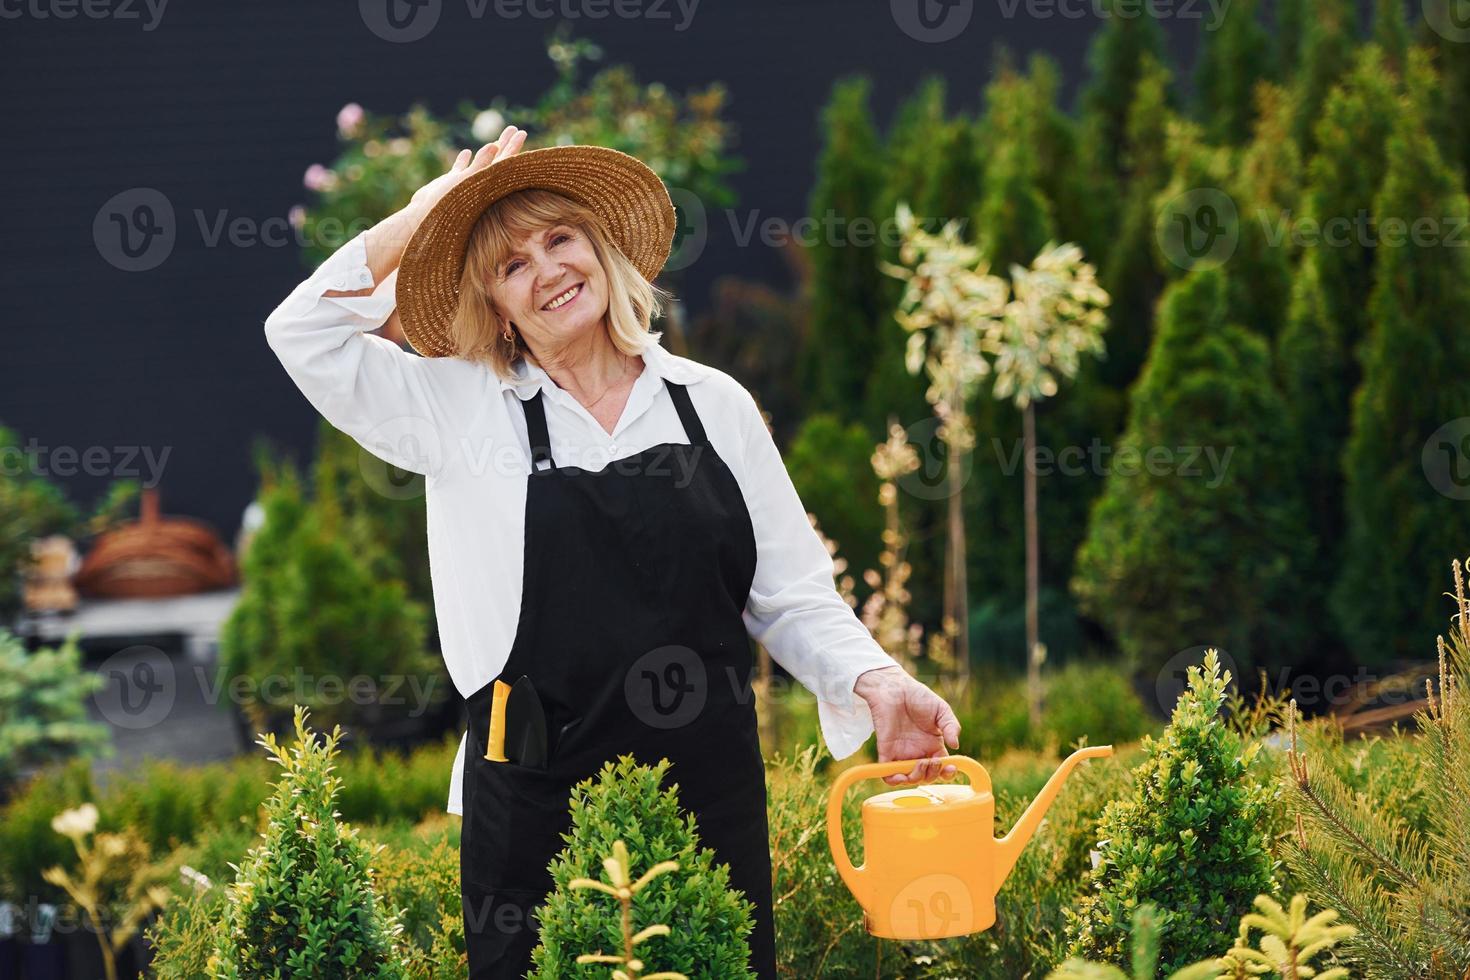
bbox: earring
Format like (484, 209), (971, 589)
(501, 325), (514, 342)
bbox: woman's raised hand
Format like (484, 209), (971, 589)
(409, 125), (528, 216)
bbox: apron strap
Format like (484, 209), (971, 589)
(522, 390), (556, 471)
(664, 380), (710, 448)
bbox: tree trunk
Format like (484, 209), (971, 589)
(946, 388), (970, 683)
(1024, 400), (1043, 729)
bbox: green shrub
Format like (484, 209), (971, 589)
(530, 755), (755, 979)
(219, 458), (441, 741)
(0, 628), (109, 794)
(205, 705), (408, 978)
(1277, 555), (1470, 977)
(1065, 649), (1277, 972)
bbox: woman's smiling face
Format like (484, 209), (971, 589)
(492, 222), (608, 350)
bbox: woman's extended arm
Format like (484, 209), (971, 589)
(262, 128), (527, 477)
(735, 384), (960, 782)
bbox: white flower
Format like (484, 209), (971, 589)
(51, 803), (98, 840)
(471, 109), (505, 143)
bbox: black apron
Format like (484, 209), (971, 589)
(459, 377), (778, 979)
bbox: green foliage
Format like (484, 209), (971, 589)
(1280, 556), (1470, 977)
(1216, 893), (1356, 979)
(801, 76), (889, 422)
(784, 412), (884, 586)
(206, 705), (408, 978)
(1330, 107), (1470, 664)
(0, 627), (109, 794)
(1065, 651), (1278, 973)
(1194, 0), (1273, 144)
(219, 453), (440, 739)
(529, 755), (755, 979)
(1072, 267), (1309, 674)
(1050, 904), (1226, 979)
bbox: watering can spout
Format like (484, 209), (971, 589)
(994, 745), (1112, 886)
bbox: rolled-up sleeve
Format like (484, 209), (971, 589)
(736, 385), (900, 760)
(262, 230), (458, 478)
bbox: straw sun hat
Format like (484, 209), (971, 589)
(394, 144), (678, 358)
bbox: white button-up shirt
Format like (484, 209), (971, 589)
(262, 230), (899, 814)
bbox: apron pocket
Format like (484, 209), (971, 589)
(465, 755), (577, 892)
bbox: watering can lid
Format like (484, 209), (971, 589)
(864, 783), (991, 827)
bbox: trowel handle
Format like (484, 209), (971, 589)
(826, 756), (990, 901)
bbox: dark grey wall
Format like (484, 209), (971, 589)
(1, 0), (1197, 537)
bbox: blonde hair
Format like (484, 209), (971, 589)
(447, 188), (674, 380)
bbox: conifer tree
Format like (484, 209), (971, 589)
(1064, 650), (1277, 973)
(800, 77), (887, 421)
(1330, 114), (1470, 664)
(1195, 0), (1273, 144)
(1282, 555), (1470, 978)
(1290, 0), (1358, 157)
(207, 706), (408, 978)
(1071, 267), (1308, 673)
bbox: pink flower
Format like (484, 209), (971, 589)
(303, 164), (336, 192)
(288, 205), (306, 230)
(337, 102), (365, 139)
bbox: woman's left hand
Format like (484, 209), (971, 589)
(853, 665), (962, 786)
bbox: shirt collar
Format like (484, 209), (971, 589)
(498, 332), (711, 400)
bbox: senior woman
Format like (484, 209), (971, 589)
(264, 125), (962, 979)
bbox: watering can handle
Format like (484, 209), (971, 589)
(826, 755), (990, 903)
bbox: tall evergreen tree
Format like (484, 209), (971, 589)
(1270, 0), (1307, 84)
(1290, 0), (1359, 157)
(1273, 46), (1401, 664)
(1416, 2), (1470, 187)
(1195, 0), (1273, 144)
(1077, 0), (1170, 180)
(1370, 0), (1410, 76)
(1096, 53), (1175, 393)
(1071, 267), (1308, 673)
(1331, 114), (1470, 664)
(800, 77), (887, 421)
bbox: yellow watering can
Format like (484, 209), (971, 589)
(826, 746), (1113, 940)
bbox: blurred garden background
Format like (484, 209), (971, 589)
(4, 0), (1470, 976)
